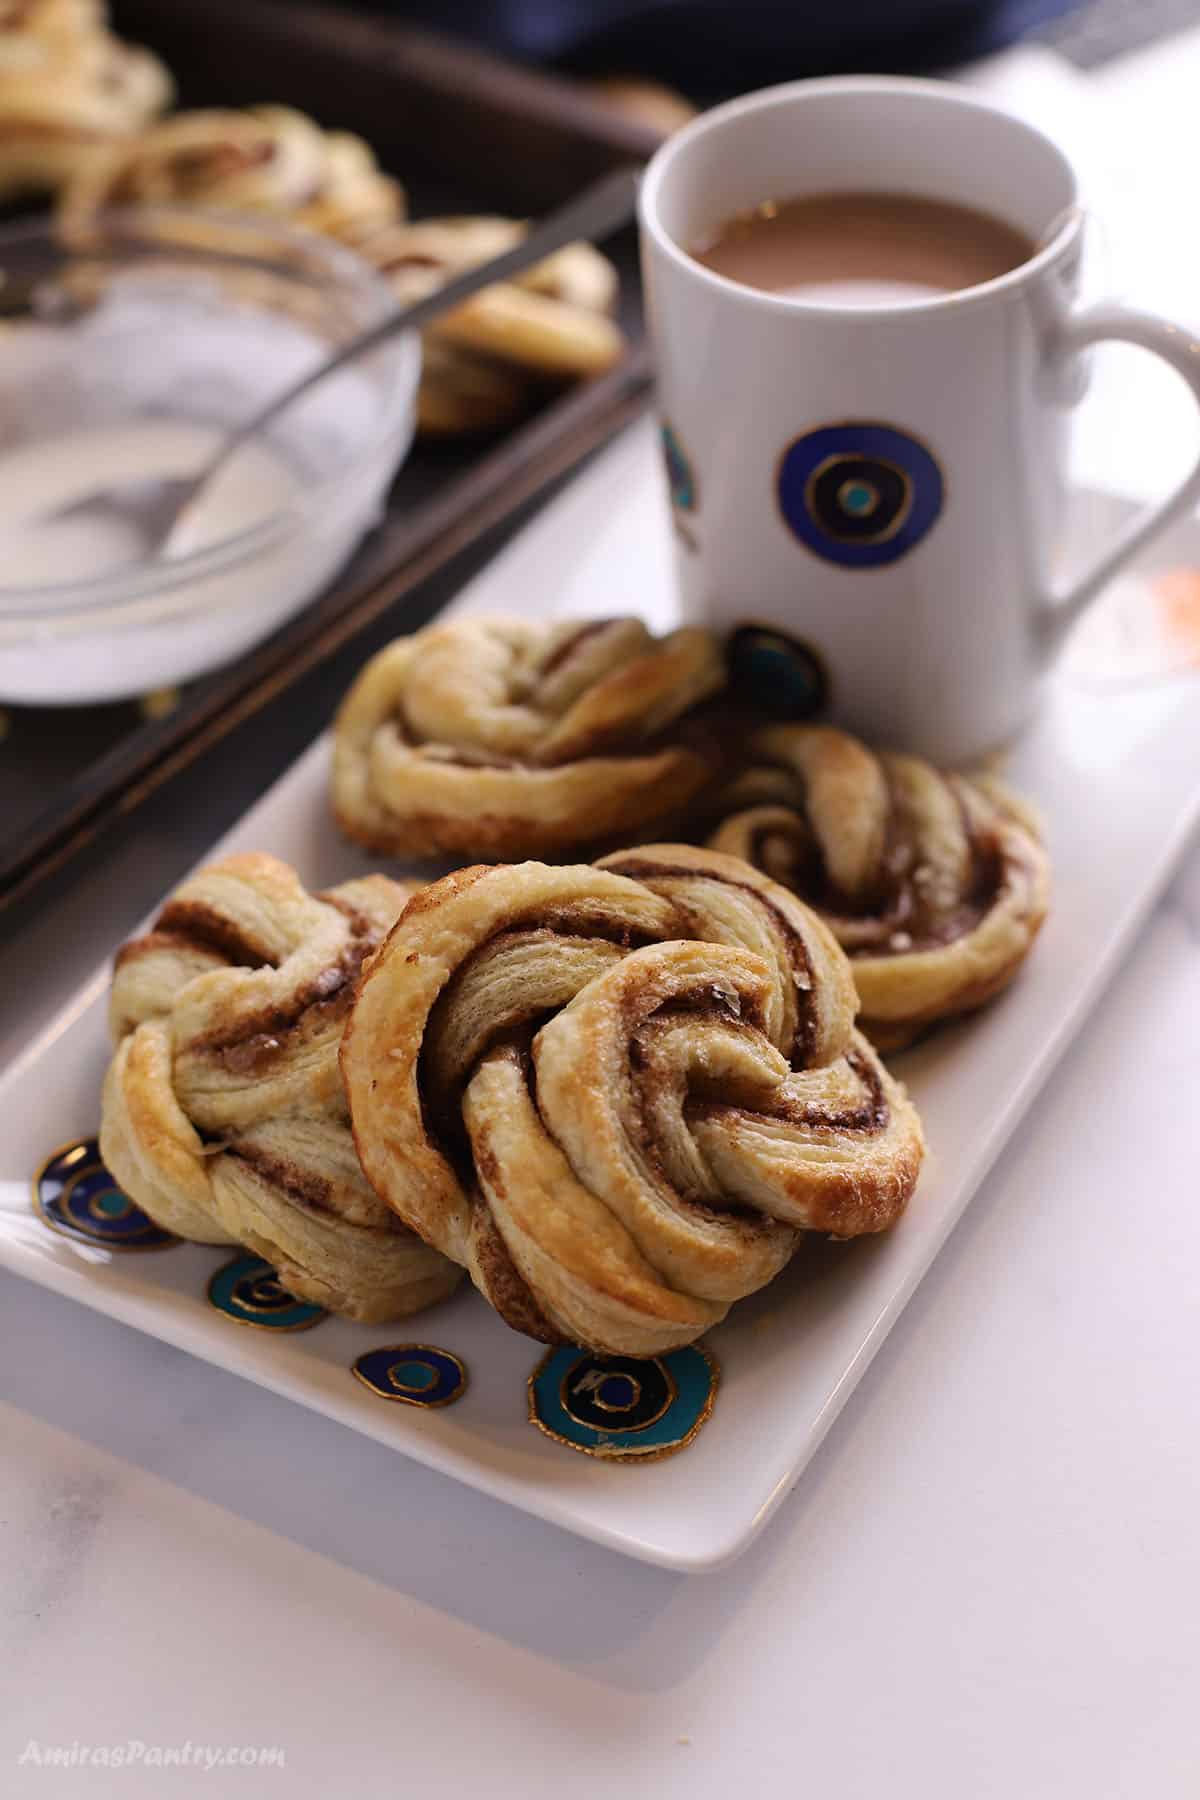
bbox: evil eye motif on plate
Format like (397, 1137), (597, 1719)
(207, 1253), (326, 1331)
(351, 1344), (467, 1408)
(528, 1345), (719, 1461)
(777, 421), (943, 568)
(728, 623), (830, 718)
(33, 1138), (177, 1250)
(660, 421), (697, 512)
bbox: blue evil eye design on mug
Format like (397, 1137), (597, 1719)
(528, 1345), (718, 1461)
(660, 421), (697, 512)
(207, 1253), (326, 1331)
(351, 1344), (467, 1408)
(728, 624), (829, 719)
(33, 1138), (177, 1250)
(777, 421), (944, 568)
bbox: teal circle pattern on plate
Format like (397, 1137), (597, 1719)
(33, 1138), (177, 1250)
(207, 1253), (327, 1332)
(351, 1344), (467, 1408)
(528, 1345), (719, 1461)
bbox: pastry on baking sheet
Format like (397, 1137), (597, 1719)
(702, 724), (1050, 1048)
(357, 214), (619, 318)
(359, 213), (624, 423)
(332, 615), (727, 860)
(0, 15), (170, 199)
(342, 845), (923, 1357)
(100, 853), (460, 1323)
(429, 277), (623, 378)
(59, 104), (403, 242)
(585, 75), (698, 137)
(416, 337), (531, 437)
(0, 0), (103, 42)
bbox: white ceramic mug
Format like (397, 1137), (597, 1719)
(639, 76), (1200, 762)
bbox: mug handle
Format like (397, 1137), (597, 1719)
(1043, 303), (1200, 650)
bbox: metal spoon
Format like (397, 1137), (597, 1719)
(45, 164), (640, 557)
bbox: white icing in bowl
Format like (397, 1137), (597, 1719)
(0, 209), (418, 705)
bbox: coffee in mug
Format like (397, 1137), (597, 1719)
(692, 191), (1035, 306)
(639, 76), (1200, 762)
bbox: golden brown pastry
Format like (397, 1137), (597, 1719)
(359, 214), (619, 315)
(361, 214), (624, 387)
(416, 338), (530, 438)
(59, 104), (403, 243)
(0, 0), (102, 40)
(332, 615), (727, 861)
(100, 853), (460, 1323)
(0, 13), (170, 199)
(342, 845), (923, 1356)
(586, 76), (698, 137)
(432, 281), (623, 379)
(702, 725), (1050, 1048)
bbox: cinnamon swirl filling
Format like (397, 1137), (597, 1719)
(703, 725), (1050, 1047)
(99, 853), (461, 1322)
(343, 845), (923, 1356)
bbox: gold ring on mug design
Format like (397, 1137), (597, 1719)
(803, 451), (916, 546)
(773, 419), (947, 571)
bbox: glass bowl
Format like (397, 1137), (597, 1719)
(0, 207), (419, 705)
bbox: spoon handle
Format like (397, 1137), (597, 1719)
(195, 163), (642, 491)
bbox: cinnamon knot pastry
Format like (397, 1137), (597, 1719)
(359, 213), (623, 435)
(585, 76), (698, 136)
(59, 104), (403, 244)
(342, 845), (923, 1356)
(414, 337), (531, 438)
(99, 853), (460, 1323)
(0, 1), (102, 41)
(703, 726), (1050, 1048)
(359, 215), (618, 314)
(333, 616), (727, 860)
(0, 14), (170, 199)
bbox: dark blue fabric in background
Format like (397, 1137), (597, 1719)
(361, 0), (1082, 93)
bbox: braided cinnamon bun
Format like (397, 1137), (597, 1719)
(59, 104), (403, 244)
(332, 616), (727, 861)
(0, 0), (102, 39)
(703, 725), (1050, 1048)
(0, 18), (169, 199)
(276, 116), (403, 244)
(415, 338), (531, 437)
(362, 215), (623, 381)
(100, 853), (460, 1323)
(586, 75), (698, 136)
(342, 845), (923, 1356)
(361, 214), (618, 314)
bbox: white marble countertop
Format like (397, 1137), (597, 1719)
(3, 38), (1200, 1800)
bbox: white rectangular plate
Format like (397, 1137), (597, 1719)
(2, 422), (1198, 1571)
